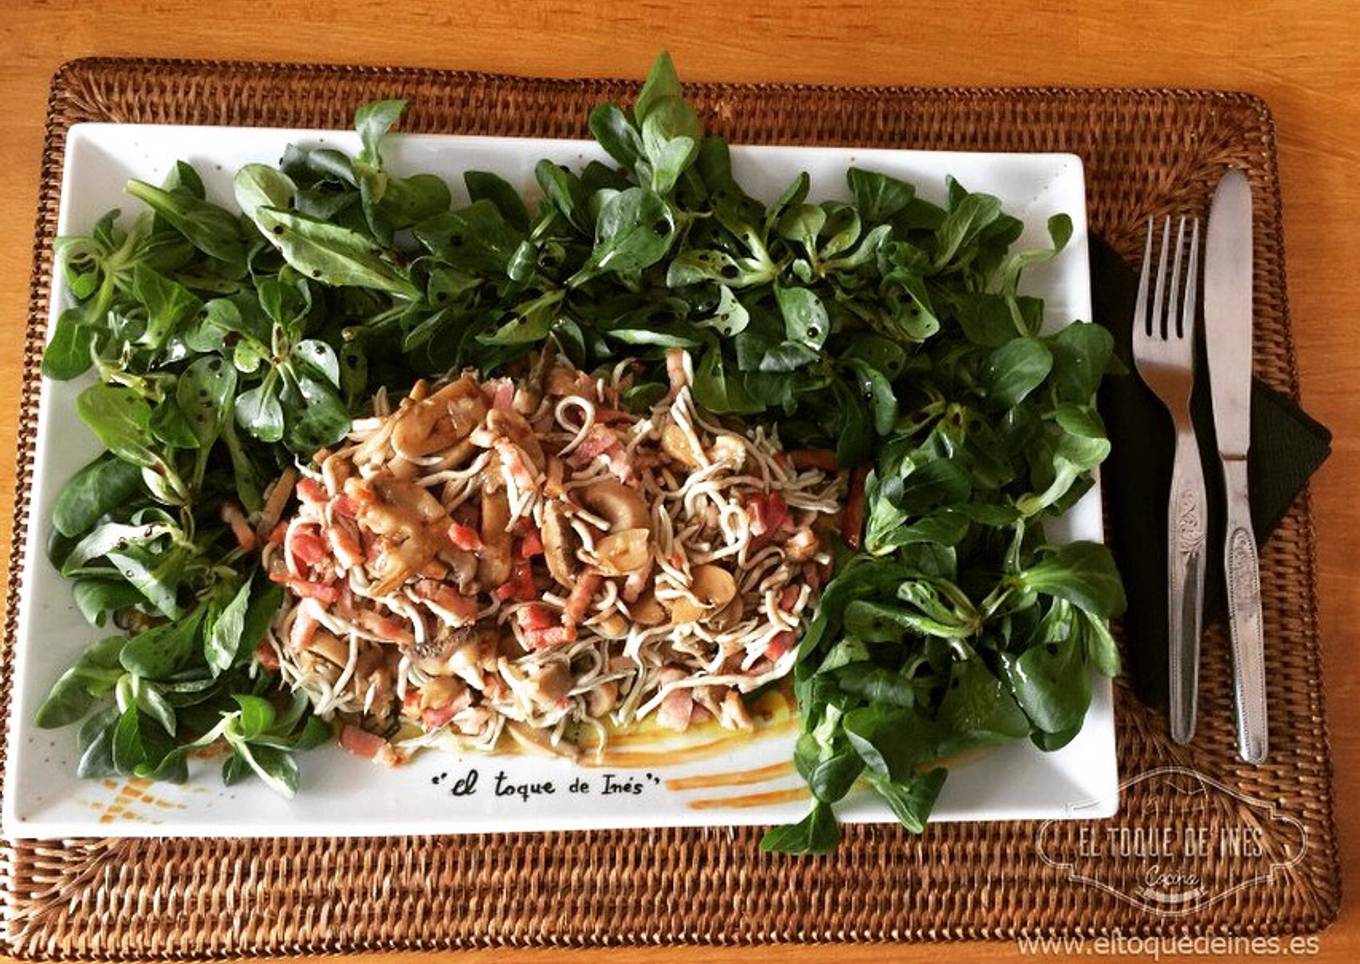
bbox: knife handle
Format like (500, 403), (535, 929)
(1222, 457), (1268, 763)
(1167, 426), (1207, 744)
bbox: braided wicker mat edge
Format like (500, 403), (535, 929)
(0, 58), (1340, 957)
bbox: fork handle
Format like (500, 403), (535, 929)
(1167, 426), (1207, 745)
(1222, 457), (1268, 763)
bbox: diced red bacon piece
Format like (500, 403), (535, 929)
(447, 522), (483, 551)
(493, 559), (536, 602)
(566, 425), (618, 467)
(563, 572), (602, 627)
(289, 609), (320, 651)
(779, 585), (800, 611)
(518, 527), (543, 559)
(327, 522), (364, 569)
(788, 449), (839, 471)
(516, 604), (558, 631)
(296, 477), (328, 505)
(268, 572), (341, 604)
(339, 724), (386, 759)
(524, 624), (577, 650)
(488, 378), (515, 411)
(221, 502), (256, 551)
(657, 688), (694, 731)
(288, 525), (328, 566)
(412, 579), (479, 623)
(843, 466), (868, 549)
(331, 494), (359, 519)
(802, 561), (824, 593)
(764, 631), (796, 660)
(746, 491), (789, 539)
(422, 704), (459, 729)
(255, 640), (280, 672)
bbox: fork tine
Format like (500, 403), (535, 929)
(1181, 218), (1201, 339)
(1167, 217), (1187, 339)
(1150, 216), (1171, 339)
(1134, 218), (1154, 337)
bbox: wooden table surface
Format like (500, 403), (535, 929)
(0, 0), (1355, 960)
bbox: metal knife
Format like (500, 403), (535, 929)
(1204, 169), (1268, 764)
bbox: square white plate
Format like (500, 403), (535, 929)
(3, 123), (1116, 837)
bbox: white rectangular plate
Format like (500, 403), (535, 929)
(3, 123), (1116, 837)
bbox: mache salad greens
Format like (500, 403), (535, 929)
(36, 53), (1123, 850)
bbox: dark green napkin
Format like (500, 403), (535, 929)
(1092, 235), (1331, 707)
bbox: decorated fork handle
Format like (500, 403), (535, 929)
(1167, 421), (1207, 745)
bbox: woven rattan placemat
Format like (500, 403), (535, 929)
(0, 59), (1339, 956)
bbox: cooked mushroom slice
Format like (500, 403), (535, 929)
(628, 592), (668, 627)
(391, 375), (488, 458)
(540, 500), (577, 587)
(525, 661), (572, 709)
(707, 433), (747, 467)
(437, 546), (480, 594)
(587, 680), (619, 717)
(784, 526), (820, 562)
(347, 474), (450, 595)
(578, 479), (650, 532)
(709, 596), (746, 631)
(661, 423), (703, 468)
(594, 613), (629, 639)
(669, 564), (738, 625)
(477, 486), (513, 587)
(413, 624), (497, 678)
(302, 630), (348, 666)
(486, 408), (546, 470)
(595, 527), (651, 575)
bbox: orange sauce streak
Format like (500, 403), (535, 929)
(96, 779), (181, 823)
(686, 787), (809, 810)
(664, 760), (795, 791)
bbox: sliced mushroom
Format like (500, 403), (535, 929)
(720, 689), (754, 731)
(414, 624), (496, 677)
(526, 661), (572, 708)
(595, 527), (652, 575)
(587, 681), (619, 717)
(709, 597), (746, 631)
(578, 479), (650, 532)
(661, 424), (703, 468)
(486, 408), (546, 470)
(419, 674), (469, 711)
(540, 500), (577, 587)
(546, 365), (582, 397)
(594, 613), (629, 638)
(628, 592), (668, 627)
(304, 630), (348, 667)
(543, 456), (565, 497)
(668, 564), (738, 625)
(348, 474), (450, 595)
(437, 546), (480, 593)
(391, 374), (488, 458)
(477, 487), (512, 587)
(784, 526), (820, 562)
(708, 433), (747, 468)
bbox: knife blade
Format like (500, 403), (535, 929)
(1204, 169), (1268, 763)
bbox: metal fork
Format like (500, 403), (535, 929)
(1132, 216), (1206, 745)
